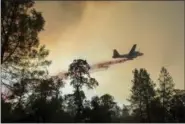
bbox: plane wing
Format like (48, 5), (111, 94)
(128, 44), (137, 55)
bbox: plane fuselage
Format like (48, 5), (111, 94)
(112, 44), (143, 59)
(112, 51), (143, 59)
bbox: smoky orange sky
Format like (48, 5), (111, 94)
(35, 1), (184, 104)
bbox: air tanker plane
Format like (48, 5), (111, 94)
(112, 44), (143, 60)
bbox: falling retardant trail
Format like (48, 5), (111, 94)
(56, 58), (130, 79)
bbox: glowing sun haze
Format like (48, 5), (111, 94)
(35, 1), (184, 104)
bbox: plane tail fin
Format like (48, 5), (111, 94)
(129, 44), (137, 55)
(113, 49), (120, 58)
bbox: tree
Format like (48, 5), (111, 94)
(89, 96), (102, 122)
(157, 67), (175, 122)
(169, 89), (185, 122)
(1, 0), (43, 64)
(1, 0), (51, 91)
(67, 59), (98, 122)
(89, 94), (118, 122)
(25, 76), (65, 122)
(1, 0), (51, 122)
(1, 95), (13, 123)
(109, 101), (122, 122)
(120, 105), (133, 122)
(149, 97), (164, 122)
(99, 94), (117, 122)
(129, 68), (156, 122)
(81, 100), (92, 122)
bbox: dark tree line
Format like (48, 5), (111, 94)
(1, 0), (185, 123)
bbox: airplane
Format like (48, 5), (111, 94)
(112, 44), (143, 59)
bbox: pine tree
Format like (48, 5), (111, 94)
(68, 59), (98, 122)
(129, 68), (156, 122)
(157, 67), (175, 122)
(170, 89), (185, 122)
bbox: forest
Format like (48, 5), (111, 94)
(1, 0), (185, 123)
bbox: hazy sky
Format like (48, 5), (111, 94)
(35, 1), (184, 104)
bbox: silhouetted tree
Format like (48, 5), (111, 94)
(1, 0), (51, 92)
(157, 67), (175, 122)
(89, 96), (102, 122)
(1, 95), (13, 123)
(1, 4), (184, 122)
(111, 104), (122, 122)
(68, 59), (98, 122)
(1, 0), (51, 122)
(169, 89), (185, 122)
(64, 94), (78, 119)
(89, 94), (118, 122)
(129, 68), (156, 122)
(120, 105), (134, 122)
(1, 62), (185, 123)
(25, 77), (65, 122)
(99, 94), (117, 122)
(81, 100), (92, 122)
(1, 0), (44, 64)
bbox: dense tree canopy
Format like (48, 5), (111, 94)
(1, 0), (51, 93)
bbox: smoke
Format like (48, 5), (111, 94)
(35, 1), (87, 47)
(34, 1), (184, 103)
